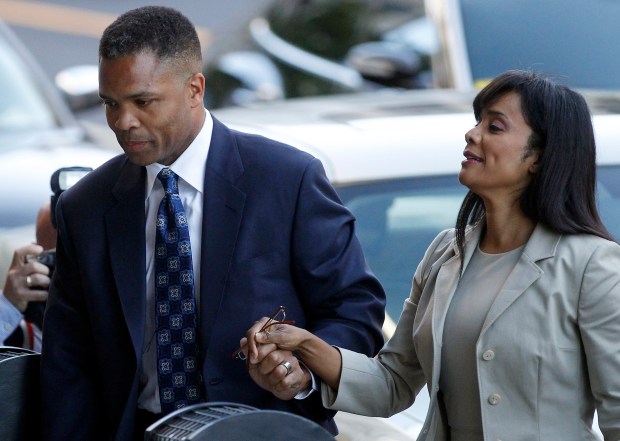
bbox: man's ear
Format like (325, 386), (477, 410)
(188, 72), (205, 107)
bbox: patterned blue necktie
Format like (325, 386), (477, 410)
(155, 168), (203, 413)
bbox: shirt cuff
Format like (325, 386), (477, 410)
(0, 291), (23, 343)
(294, 359), (318, 400)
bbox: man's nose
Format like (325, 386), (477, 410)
(112, 107), (139, 131)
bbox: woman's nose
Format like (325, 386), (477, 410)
(465, 126), (480, 145)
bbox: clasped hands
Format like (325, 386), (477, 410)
(235, 307), (313, 400)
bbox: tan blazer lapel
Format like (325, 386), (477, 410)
(430, 223), (484, 377)
(480, 224), (559, 334)
(432, 223), (484, 331)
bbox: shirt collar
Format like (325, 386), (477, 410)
(145, 109), (213, 198)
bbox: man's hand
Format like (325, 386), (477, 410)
(241, 317), (343, 391)
(239, 334), (311, 400)
(239, 324), (312, 400)
(3, 244), (50, 312)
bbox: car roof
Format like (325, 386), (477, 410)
(213, 88), (620, 185)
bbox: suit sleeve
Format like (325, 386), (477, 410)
(290, 158), (386, 419)
(40, 195), (106, 440)
(292, 158), (386, 352)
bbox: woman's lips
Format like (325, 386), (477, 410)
(462, 150), (483, 164)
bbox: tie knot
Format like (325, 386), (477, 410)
(157, 168), (179, 195)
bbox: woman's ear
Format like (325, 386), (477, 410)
(528, 151), (541, 175)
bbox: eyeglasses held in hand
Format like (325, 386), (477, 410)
(232, 305), (294, 360)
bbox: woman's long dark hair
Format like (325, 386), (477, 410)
(455, 70), (613, 259)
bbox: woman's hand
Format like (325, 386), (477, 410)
(233, 318), (311, 400)
(244, 317), (310, 363)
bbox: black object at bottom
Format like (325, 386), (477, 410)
(0, 346), (41, 441)
(144, 401), (335, 441)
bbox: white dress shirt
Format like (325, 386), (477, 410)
(138, 110), (212, 413)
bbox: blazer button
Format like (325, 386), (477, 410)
(482, 350), (495, 361)
(488, 394), (501, 405)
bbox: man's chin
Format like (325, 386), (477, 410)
(123, 151), (156, 167)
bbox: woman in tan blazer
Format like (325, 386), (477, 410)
(242, 70), (620, 440)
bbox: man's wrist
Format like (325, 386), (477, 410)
(293, 360), (317, 400)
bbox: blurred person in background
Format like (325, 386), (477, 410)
(0, 202), (55, 352)
(243, 70), (620, 440)
(40, 6), (385, 441)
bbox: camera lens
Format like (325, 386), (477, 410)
(36, 249), (56, 276)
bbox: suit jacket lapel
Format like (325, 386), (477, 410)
(106, 160), (147, 357)
(480, 224), (559, 334)
(199, 117), (246, 346)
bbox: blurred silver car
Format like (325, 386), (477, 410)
(202, 0), (620, 109)
(214, 87), (619, 439)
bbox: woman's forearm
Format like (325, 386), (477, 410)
(293, 329), (343, 390)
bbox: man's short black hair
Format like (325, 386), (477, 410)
(99, 6), (202, 69)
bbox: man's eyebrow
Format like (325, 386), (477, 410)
(99, 90), (155, 100)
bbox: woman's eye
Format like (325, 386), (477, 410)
(489, 123), (503, 132)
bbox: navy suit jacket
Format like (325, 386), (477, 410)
(41, 117), (385, 441)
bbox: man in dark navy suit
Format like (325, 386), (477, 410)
(40, 6), (385, 441)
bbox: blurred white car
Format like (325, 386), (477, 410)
(0, 19), (115, 230)
(0, 19), (117, 284)
(214, 87), (619, 440)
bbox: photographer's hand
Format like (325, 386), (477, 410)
(3, 244), (50, 312)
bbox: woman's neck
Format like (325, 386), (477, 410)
(479, 202), (536, 254)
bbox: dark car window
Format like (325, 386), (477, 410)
(339, 167), (620, 322)
(337, 175), (467, 320)
(460, 0), (620, 89)
(0, 33), (57, 133)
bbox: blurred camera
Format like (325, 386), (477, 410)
(36, 249), (56, 276)
(50, 166), (93, 228)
